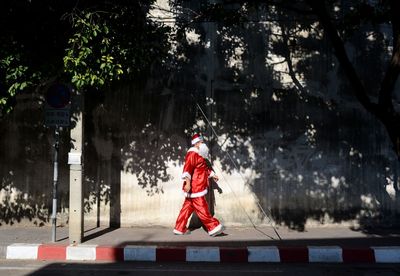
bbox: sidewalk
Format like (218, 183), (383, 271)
(1, 224), (400, 263)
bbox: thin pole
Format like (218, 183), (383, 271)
(51, 127), (59, 242)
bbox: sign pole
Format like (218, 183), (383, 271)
(44, 83), (71, 243)
(51, 126), (60, 242)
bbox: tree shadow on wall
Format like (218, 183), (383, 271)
(248, 94), (400, 233)
(0, 91), (71, 226)
(76, 1), (399, 234)
(165, 2), (400, 233)
(82, 82), (195, 228)
(0, 171), (47, 226)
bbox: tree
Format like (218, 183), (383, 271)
(185, 0), (400, 158)
(305, 0), (400, 158)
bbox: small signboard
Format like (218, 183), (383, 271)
(45, 108), (70, 127)
(68, 152), (82, 165)
(44, 83), (71, 127)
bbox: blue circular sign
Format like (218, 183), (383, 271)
(46, 84), (71, 108)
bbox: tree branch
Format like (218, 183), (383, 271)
(279, 24), (308, 95)
(306, 0), (376, 113)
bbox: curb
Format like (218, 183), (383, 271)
(3, 244), (400, 263)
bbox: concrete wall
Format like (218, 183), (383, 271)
(1, 1), (399, 230)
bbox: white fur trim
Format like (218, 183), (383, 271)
(182, 171), (191, 180)
(209, 171), (215, 178)
(183, 188), (208, 198)
(187, 147), (199, 153)
(191, 136), (203, 145)
(208, 224), (223, 236)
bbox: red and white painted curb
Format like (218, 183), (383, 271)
(4, 244), (400, 263)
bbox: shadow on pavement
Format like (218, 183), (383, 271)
(83, 227), (119, 243)
(25, 259), (400, 276)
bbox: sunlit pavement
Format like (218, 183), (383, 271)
(1, 225), (400, 264)
(1, 225), (399, 247)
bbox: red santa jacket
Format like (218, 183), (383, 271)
(181, 147), (214, 198)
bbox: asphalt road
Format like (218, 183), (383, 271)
(0, 260), (400, 276)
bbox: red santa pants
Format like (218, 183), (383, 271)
(174, 196), (220, 233)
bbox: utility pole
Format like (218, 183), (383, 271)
(68, 89), (84, 245)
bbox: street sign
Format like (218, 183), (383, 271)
(46, 84), (71, 108)
(44, 83), (72, 242)
(45, 108), (70, 127)
(44, 83), (71, 127)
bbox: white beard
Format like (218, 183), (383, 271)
(199, 143), (209, 159)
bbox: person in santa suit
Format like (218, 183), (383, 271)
(173, 133), (224, 236)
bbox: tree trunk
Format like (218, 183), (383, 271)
(307, 0), (400, 159)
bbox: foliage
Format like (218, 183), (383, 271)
(0, 0), (71, 116)
(0, 1), (170, 115)
(0, 53), (40, 115)
(63, 6), (170, 90)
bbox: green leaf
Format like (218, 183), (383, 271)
(20, 82), (28, 90)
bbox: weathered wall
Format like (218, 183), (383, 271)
(1, 2), (399, 231)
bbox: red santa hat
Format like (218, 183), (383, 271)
(191, 133), (203, 145)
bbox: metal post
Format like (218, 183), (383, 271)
(51, 127), (59, 242)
